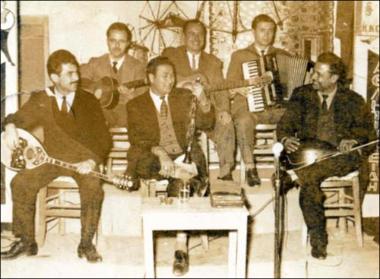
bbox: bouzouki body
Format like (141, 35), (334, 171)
(1, 128), (134, 190)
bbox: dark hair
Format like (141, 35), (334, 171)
(146, 56), (175, 77)
(47, 49), (79, 76)
(251, 14), (277, 32)
(317, 52), (347, 86)
(106, 22), (132, 41)
(183, 19), (207, 35)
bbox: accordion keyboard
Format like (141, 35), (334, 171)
(242, 60), (266, 112)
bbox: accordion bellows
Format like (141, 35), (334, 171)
(242, 54), (310, 112)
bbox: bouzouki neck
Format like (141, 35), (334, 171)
(45, 157), (112, 182)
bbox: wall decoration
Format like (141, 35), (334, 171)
(208, 1), (334, 70)
(355, 1), (379, 38)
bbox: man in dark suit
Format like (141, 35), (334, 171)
(277, 52), (376, 260)
(227, 14), (290, 186)
(1, 50), (112, 262)
(126, 56), (214, 276)
(162, 19), (235, 180)
(80, 22), (146, 127)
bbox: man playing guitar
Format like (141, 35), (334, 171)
(1, 50), (112, 263)
(162, 19), (235, 181)
(277, 52), (376, 260)
(80, 22), (146, 127)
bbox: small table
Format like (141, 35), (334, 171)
(142, 197), (249, 278)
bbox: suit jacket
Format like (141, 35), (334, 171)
(80, 53), (147, 127)
(162, 46), (230, 112)
(4, 88), (112, 164)
(277, 84), (376, 148)
(126, 88), (215, 171)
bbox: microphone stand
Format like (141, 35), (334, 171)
(273, 143), (284, 278)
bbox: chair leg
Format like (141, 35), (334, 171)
(36, 187), (48, 247)
(352, 176), (363, 247)
(240, 159), (246, 186)
(338, 188), (347, 233)
(200, 232), (209, 251)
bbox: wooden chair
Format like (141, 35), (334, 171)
(106, 127), (129, 176)
(36, 176), (81, 247)
(302, 170), (363, 247)
(240, 124), (277, 185)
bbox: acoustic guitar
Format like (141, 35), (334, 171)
(80, 77), (148, 109)
(1, 128), (133, 190)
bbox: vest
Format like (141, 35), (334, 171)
(316, 103), (337, 146)
(157, 107), (183, 155)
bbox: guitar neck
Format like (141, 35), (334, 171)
(122, 79), (148, 89)
(205, 80), (250, 93)
(47, 157), (111, 182)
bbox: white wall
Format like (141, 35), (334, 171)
(19, 1), (199, 64)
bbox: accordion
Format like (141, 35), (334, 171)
(242, 54), (311, 112)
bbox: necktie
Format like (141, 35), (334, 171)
(261, 50), (265, 57)
(321, 94), (328, 112)
(112, 61), (118, 74)
(191, 54), (197, 70)
(61, 96), (68, 114)
(160, 96), (168, 118)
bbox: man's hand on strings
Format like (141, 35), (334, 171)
(338, 139), (358, 153)
(118, 85), (135, 102)
(75, 159), (96, 174)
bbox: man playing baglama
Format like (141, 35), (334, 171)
(126, 56), (215, 276)
(277, 52), (376, 260)
(1, 49), (112, 262)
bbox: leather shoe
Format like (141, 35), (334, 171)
(1, 240), (38, 260)
(311, 245), (327, 260)
(173, 250), (189, 276)
(246, 168), (261, 187)
(77, 243), (103, 263)
(218, 173), (233, 181)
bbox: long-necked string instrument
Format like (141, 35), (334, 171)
(285, 139), (379, 171)
(1, 128), (134, 190)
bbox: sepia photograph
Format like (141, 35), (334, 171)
(1, 1), (379, 278)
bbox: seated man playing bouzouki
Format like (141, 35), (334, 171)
(80, 22), (146, 127)
(276, 52), (376, 260)
(126, 56), (215, 276)
(1, 49), (112, 262)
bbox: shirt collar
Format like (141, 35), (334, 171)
(254, 44), (270, 56)
(149, 89), (168, 111)
(52, 88), (76, 110)
(109, 55), (125, 70)
(317, 86), (337, 109)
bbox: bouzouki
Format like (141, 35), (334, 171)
(1, 129), (199, 189)
(283, 139), (379, 171)
(1, 128), (134, 190)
